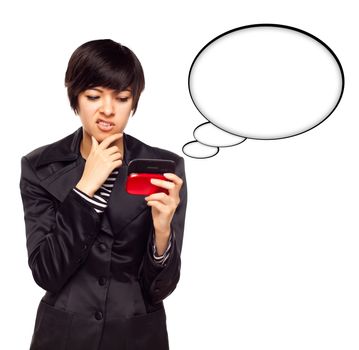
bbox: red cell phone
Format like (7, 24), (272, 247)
(126, 158), (176, 196)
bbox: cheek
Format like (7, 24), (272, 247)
(79, 104), (98, 119)
(118, 103), (133, 118)
(127, 103), (134, 115)
(85, 102), (98, 112)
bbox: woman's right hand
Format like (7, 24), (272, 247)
(76, 133), (123, 197)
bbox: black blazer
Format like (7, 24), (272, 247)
(19, 127), (187, 350)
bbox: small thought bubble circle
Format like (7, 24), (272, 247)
(193, 122), (246, 147)
(182, 141), (219, 159)
(188, 23), (344, 142)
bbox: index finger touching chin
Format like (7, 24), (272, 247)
(100, 133), (123, 149)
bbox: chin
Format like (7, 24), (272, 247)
(97, 129), (123, 140)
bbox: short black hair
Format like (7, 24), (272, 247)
(65, 39), (145, 115)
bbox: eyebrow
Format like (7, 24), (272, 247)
(88, 88), (132, 94)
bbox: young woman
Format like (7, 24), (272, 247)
(19, 39), (187, 350)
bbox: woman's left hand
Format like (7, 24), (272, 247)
(145, 173), (183, 239)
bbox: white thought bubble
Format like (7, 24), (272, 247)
(182, 24), (344, 159)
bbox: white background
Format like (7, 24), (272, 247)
(1, 0), (359, 349)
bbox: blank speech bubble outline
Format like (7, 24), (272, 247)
(182, 23), (345, 159)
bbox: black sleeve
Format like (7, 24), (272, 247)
(139, 156), (188, 304)
(19, 156), (101, 293)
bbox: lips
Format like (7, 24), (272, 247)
(97, 119), (114, 126)
(96, 119), (115, 132)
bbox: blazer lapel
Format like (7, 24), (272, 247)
(34, 127), (151, 238)
(40, 159), (84, 201)
(105, 164), (148, 235)
(36, 127), (85, 202)
(105, 132), (150, 235)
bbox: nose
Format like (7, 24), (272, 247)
(99, 96), (115, 116)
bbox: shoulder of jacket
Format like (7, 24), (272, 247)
(20, 129), (79, 182)
(22, 131), (75, 165)
(125, 133), (183, 163)
(22, 143), (49, 166)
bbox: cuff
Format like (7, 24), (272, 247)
(152, 230), (174, 266)
(72, 187), (107, 214)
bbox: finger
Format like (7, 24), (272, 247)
(112, 159), (123, 170)
(109, 153), (123, 162)
(99, 133), (123, 150)
(146, 200), (167, 212)
(150, 178), (175, 191)
(145, 192), (171, 204)
(163, 173), (183, 187)
(105, 145), (122, 156)
(145, 191), (179, 210)
(163, 173), (183, 197)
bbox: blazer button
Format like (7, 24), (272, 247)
(98, 243), (107, 252)
(95, 311), (103, 320)
(98, 277), (107, 286)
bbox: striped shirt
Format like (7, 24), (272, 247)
(73, 168), (119, 214)
(72, 168), (172, 265)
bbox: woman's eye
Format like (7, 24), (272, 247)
(117, 97), (129, 102)
(86, 95), (130, 102)
(86, 95), (99, 101)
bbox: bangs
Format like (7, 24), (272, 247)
(80, 50), (136, 92)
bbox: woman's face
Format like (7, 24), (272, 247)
(77, 86), (133, 142)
